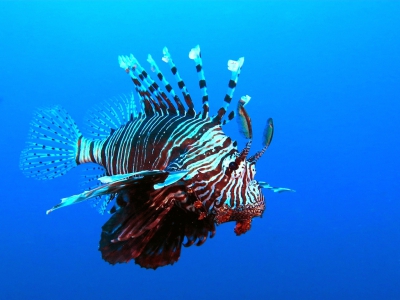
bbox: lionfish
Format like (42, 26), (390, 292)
(20, 45), (294, 269)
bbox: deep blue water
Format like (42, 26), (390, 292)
(1, 1), (399, 299)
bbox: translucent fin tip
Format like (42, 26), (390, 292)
(189, 45), (201, 60)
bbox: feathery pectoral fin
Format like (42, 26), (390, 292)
(153, 170), (188, 189)
(46, 170), (188, 214)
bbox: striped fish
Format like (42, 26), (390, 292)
(20, 45), (294, 269)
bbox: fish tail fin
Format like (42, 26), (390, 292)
(20, 106), (82, 180)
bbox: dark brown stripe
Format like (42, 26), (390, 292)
(75, 135), (83, 165)
(89, 141), (95, 163)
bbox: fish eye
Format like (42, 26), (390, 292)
(229, 162), (239, 171)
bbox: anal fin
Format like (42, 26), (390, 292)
(80, 164), (112, 214)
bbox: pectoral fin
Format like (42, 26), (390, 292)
(46, 170), (188, 214)
(153, 170), (188, 189)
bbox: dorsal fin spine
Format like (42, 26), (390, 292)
(189, 45), (209, 118)
(218, 57), (245, 125)
(147, 54), (179, 115)
(162, 48), (196, 117)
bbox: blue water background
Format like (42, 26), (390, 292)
(1, 1), (399, 299)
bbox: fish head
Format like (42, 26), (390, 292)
(213, 152), (265, 235)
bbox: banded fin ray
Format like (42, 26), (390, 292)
(217, 57), (245, 124)
(123, 54), (166, 116)
(80, 164), (113, 214)
(188, 45), (209, 118)
(85, 94), (138, 139)
(162, 47), (196, 117)
(146, 54), (178, 115)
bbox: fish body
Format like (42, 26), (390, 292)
(20, 46), (293, 269)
